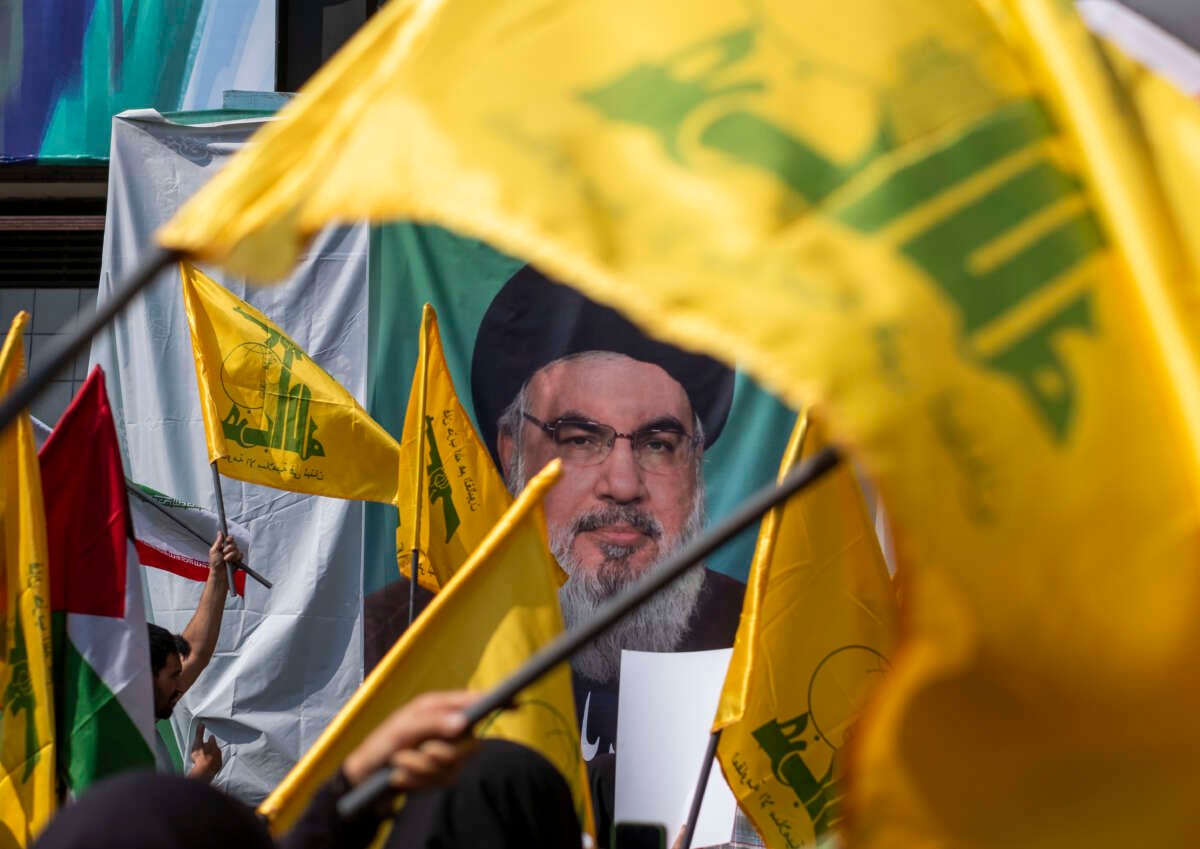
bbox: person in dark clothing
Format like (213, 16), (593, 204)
(33, 691), (567, 849)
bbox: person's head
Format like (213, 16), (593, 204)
(32, 772), (274, 849)
(148, 623), (190, 720)
(472, 268), (735, 683)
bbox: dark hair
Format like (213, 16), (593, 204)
(147, 623), (190, 675)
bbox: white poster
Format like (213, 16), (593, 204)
(615, 649), (738, 848)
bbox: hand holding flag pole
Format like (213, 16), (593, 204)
(337, 446), (842, 820)
(209, 461), (269, 593)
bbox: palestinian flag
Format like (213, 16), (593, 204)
(39, 368), (155, 791)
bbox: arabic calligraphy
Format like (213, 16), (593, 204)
(440, 409), (481, 513)
(728, 751), (802, 848)
(222, 452), (324, 481)
(579, 691), (601, 762)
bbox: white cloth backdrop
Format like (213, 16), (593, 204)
(91, 110), (369, 802)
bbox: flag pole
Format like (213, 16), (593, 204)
(679, 730), (722, 849)
(210, 460), (241, 595)
(408, 309), (431, 626)
(337, 446), (841, 819)
(0, 245), (180, 435)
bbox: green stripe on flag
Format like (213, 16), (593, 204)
(157, 720), (184, 774)
(52, 613), (154, 791)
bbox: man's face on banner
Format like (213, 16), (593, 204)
(498, 351), (708, 682)
(516, 353), (700, 573)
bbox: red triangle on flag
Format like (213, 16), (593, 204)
(40, 366), (128, 618)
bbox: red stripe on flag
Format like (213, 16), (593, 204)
(135, 540), (246, 596)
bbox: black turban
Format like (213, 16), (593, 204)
(471, 265), (735, 463)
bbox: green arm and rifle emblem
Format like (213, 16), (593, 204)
(219, 306), (325, 460)
(582, 27), (1102, 442)
(424, 416), (461, 543)
(753, 712), (838, 835)
(1, 610), (42, 782)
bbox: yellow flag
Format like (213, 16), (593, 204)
(396, 305), (511, 591)
(714, 414), (895, 849)
(180, 262), (400, 503)
(0, 313), (56, 846)
(158, 3), (1200, 845)
(258, 459), (593, 839)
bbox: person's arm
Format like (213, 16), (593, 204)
(178, 533), (238, 692)
(187, 721), (223, 783)
(281, 691), (477, 849)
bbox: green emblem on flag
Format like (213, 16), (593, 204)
(424, 416), (460, 543)
(1, 609), (41, 781)
(583, 28), (1102, 441)
(219, 306), (326, 460)
(753, 711), (839, 835)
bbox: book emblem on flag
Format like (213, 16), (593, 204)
(219, 306), (325, 461)
(751, 645), (888, 835)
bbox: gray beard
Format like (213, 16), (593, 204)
(550, 497), (707, 684)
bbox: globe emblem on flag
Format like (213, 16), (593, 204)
(220, 342), (282, 411)
(807, 644), (889, 751)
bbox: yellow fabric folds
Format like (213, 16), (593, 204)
(180, 262), (400, 503)
(0, 313), (56, 846)
(714, 414), (895, 849)
(396, 305), (511, 591)
(257, 460), (593, 840)
(160, 1), (1200, 844)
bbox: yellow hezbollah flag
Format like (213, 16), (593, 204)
(181, 262), (400, 503)
(258, 459), (593, 839)
(396, 304), (511, 591)
(0, 312), (55, 846)
(714, 413), (895, 849)
(159, 3), (1200, 845)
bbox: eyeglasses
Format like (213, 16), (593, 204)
(523, 413), (697, 473)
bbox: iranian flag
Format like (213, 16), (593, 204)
(39, 368), (155, 790)
(128, 483), (252, 596)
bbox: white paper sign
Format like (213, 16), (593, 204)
(614, 649), (738, 848)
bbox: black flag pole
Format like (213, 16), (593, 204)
(210, 460), (271, 594)
(210, 461), (239, 594)
(0, 245), (180, 435)
(337, 446), (841, 820)
(679, 730), (722, 849)
(409, 547), (420, 627)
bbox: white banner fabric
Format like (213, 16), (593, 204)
(90, 111), (369, 803)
